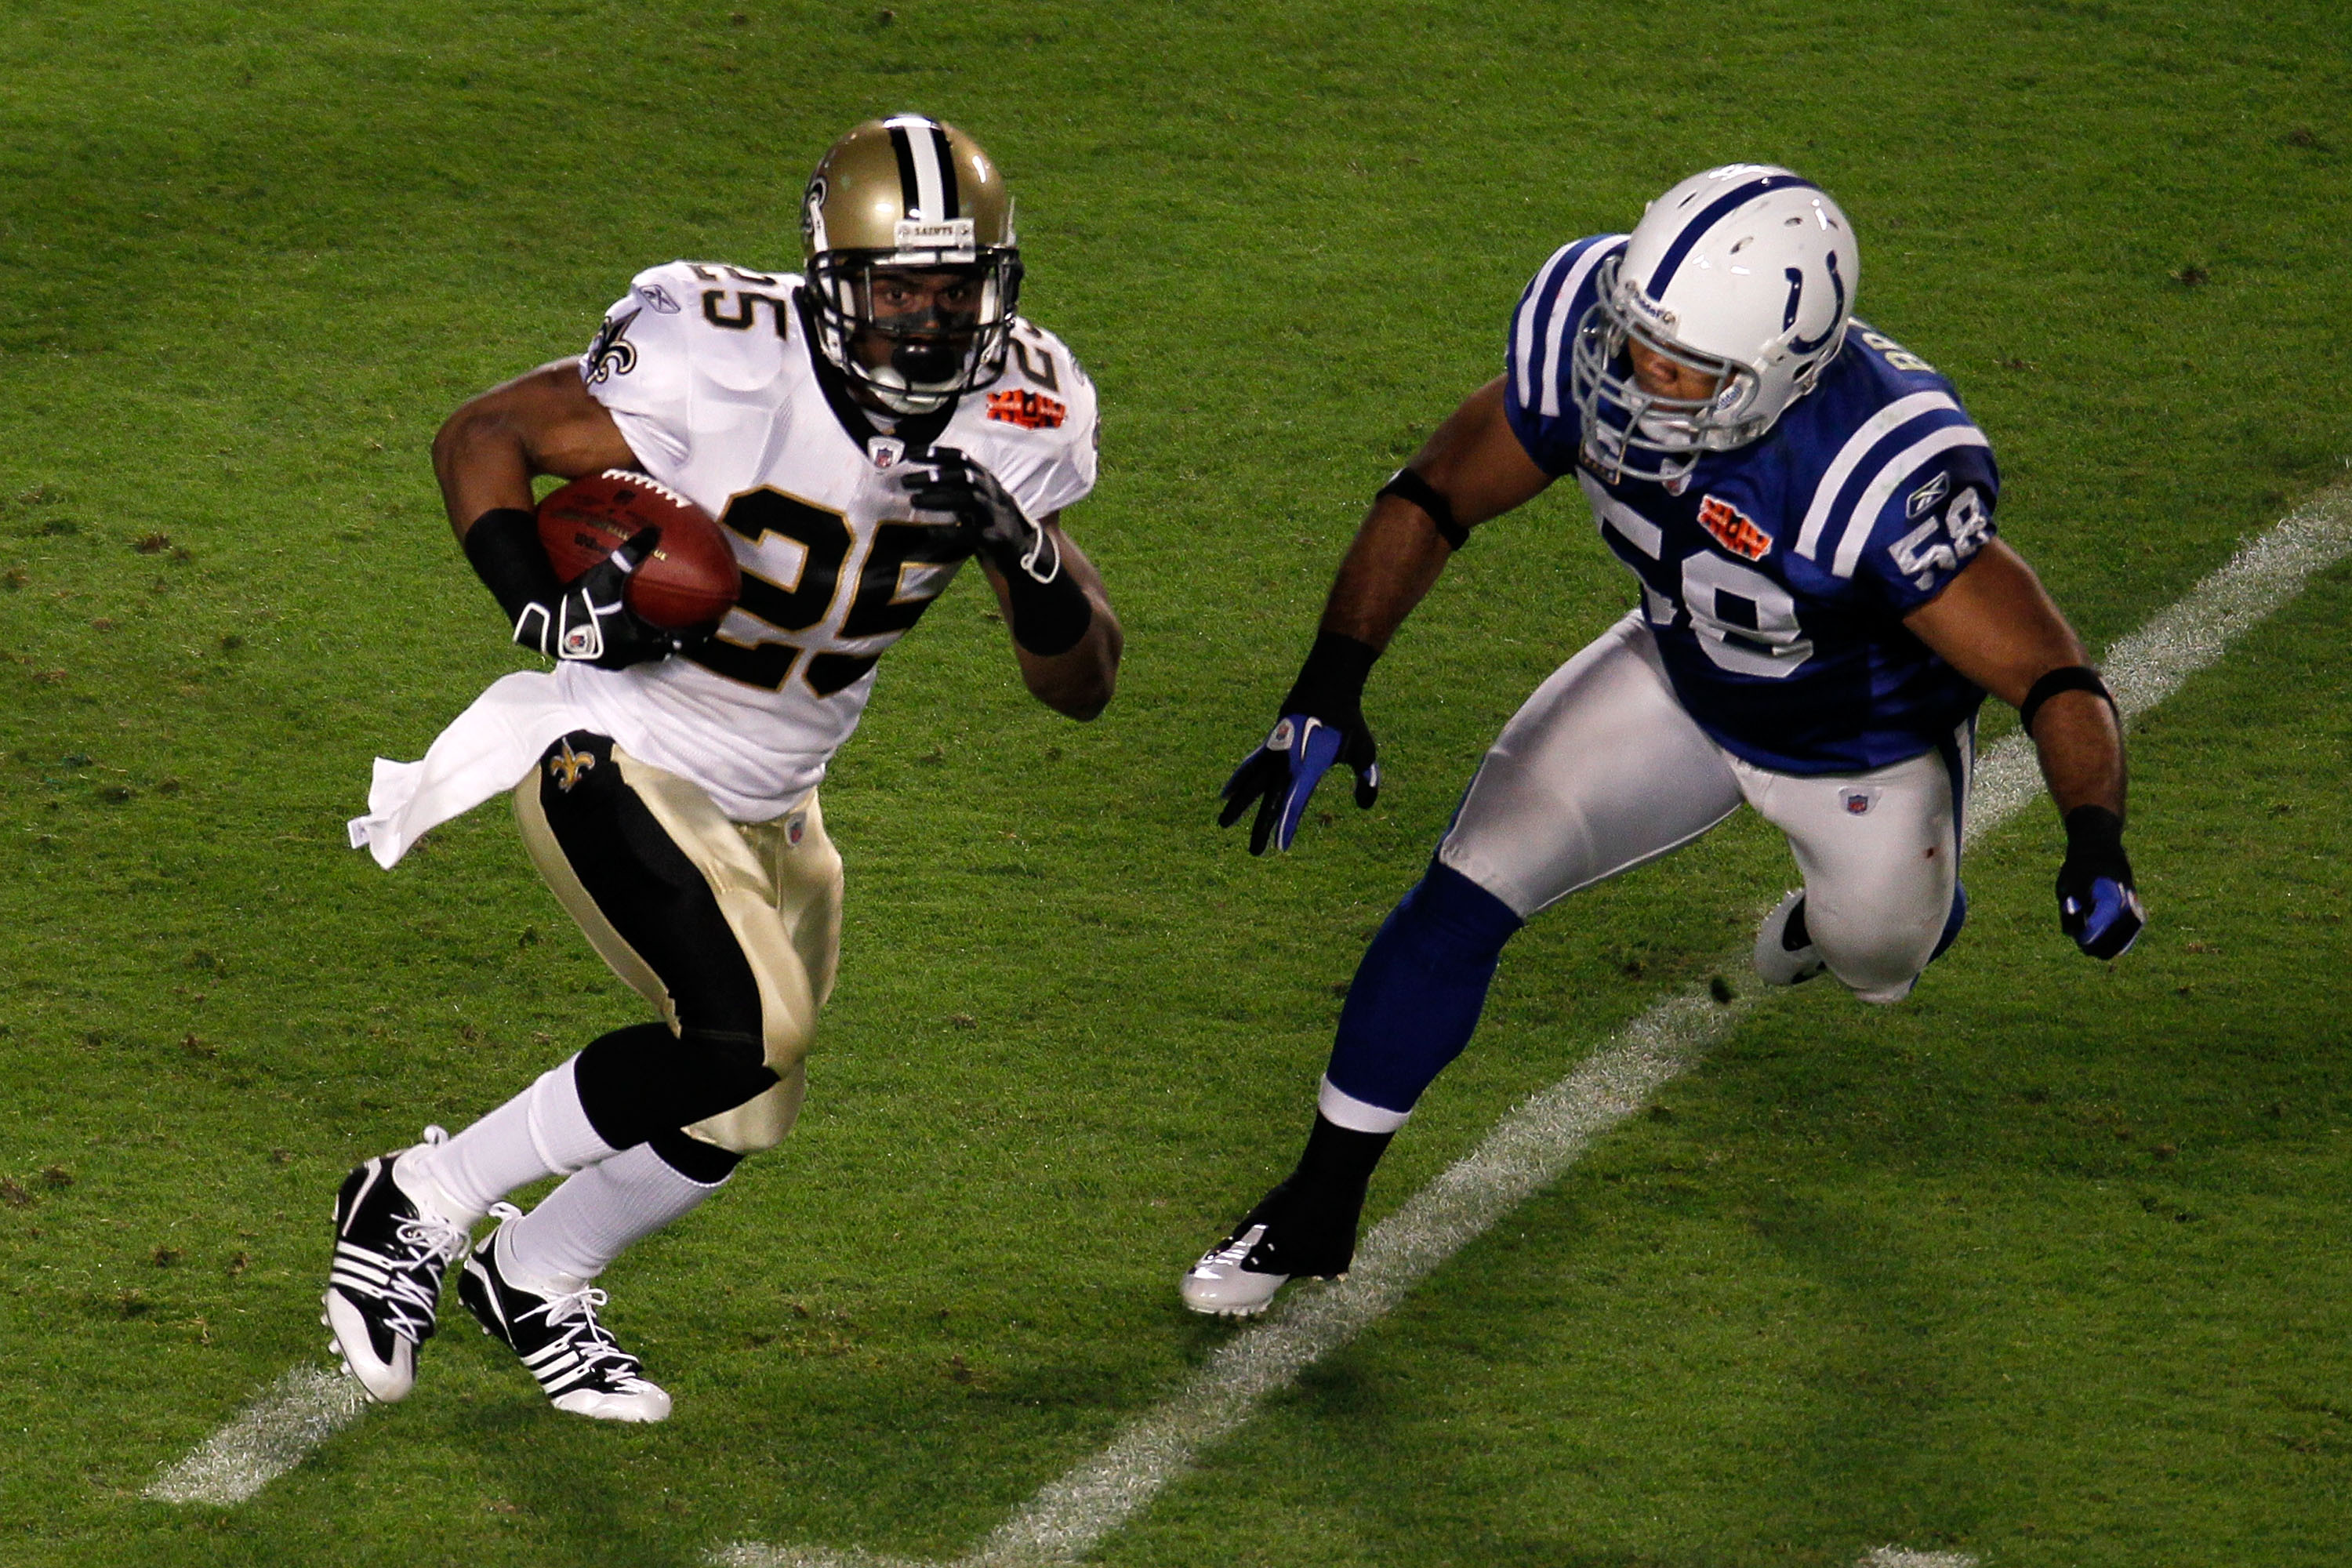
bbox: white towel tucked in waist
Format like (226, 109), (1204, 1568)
(346, 671), (591, 869)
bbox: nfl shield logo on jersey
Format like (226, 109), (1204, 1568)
(868, 437), (906, 470)
(1842, 788), (1877, 815)
(786, 813), (807, 847)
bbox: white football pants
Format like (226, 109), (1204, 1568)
(1436, 612), (1970, 1004)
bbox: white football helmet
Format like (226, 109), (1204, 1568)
(1570, 165), (1860, 487)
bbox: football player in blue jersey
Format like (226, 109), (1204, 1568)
(1184, 165), (2144, 1316)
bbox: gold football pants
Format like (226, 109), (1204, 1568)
(514, 742), (843, 1152)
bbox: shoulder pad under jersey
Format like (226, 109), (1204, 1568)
(581, 260), (802, 466)
(1781, 323), (2002, 611)
(960, 316), (1100, 519)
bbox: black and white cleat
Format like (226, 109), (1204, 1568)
(322, 1127), (471, 1403)
(1180, 1182), (1360, 1319)
(459, 1207), (671, 1423)
(1753, 890), (1828, 987)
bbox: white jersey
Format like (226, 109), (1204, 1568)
(566, 260), (1100, 818)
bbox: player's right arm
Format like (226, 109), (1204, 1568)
(1219, 375), (1554, 855)
(432, 362), (637, 542)
(431, 363), (674, 668)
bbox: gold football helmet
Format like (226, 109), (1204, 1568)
(801, 115), (1022, 414)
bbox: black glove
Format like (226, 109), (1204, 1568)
(2056, 804), (2145, 959)
(898, 448), (1094, 656)
(462, 507), (682, 670)
(900, 446), (1060, 584)
(1218, 631), (1381, 855)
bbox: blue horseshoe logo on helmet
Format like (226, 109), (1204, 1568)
(1783, 250), (1846, 354)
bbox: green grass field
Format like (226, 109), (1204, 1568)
(4, 2), (2350, 1564)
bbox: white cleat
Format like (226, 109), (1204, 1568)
(1754, 890), (1828, 987)
(1181, 1223), (1290, 1317)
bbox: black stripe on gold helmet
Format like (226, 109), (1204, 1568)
(801, 116), (1022, 415)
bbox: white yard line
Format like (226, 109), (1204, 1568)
(1857, 1550), (1976, 1568)
(150, 490), (2352, 1550)
(143, 1364), (371, 1505)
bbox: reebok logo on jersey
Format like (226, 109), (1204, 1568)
(986, 390), (1067, 430)
(1698, 495), (1771, 561)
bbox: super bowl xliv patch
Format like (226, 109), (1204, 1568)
(1697, 494), (1772, 561)
(986, 390), (1067, 430)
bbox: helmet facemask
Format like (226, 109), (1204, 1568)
(1570, 258), (1777, 490)
(806, 241), (1022, 415)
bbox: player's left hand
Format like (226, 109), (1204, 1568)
(1218, 632), (1382, 855)
(2055, 804), (2144, 959)
(902, 447), (1061, 584)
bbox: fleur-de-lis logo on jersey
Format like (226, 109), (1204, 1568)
(582, 308), (641, 386)
(547, 741), (597, 793)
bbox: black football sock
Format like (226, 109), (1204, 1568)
(1242, 1112), (1394, 1277)
(1287, 1111), (1395, 1204)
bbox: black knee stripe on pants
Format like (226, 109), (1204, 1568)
(574, 1022), (778, 1152)
(535, 732), (781, 1153)
(647, 1127), (744, 1184)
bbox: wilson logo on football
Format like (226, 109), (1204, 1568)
(985, 389), (1067, 430)
(1697, 494), (1772, 561)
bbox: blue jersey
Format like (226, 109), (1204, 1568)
(1504, 234), (1998, 775)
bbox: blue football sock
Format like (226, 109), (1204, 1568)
(1323, 862), (1523, 1120)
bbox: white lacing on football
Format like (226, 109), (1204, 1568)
(597, 466), (695, 514)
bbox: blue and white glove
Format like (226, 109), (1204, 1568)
(2056, 805), (2145, 959)
(1218, 631), (1381, 855)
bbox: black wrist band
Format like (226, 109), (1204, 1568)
(2018, 664), (2114, 737)
(460, 506), (561, 625)
(1003, 568), (1094, 657)
(1285, 630), (1381, 713)
(1377, 466), (1468, 550)
(2062, 804), (2125, 854)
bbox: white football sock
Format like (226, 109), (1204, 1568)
(500, 1141), (728, 1287)
(398, 1056), (618, 1225)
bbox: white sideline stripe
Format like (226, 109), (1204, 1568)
(142, 1364), (370, 1505)
(147, 488), (2352, 1527)
(715, 485), (2352, 1568)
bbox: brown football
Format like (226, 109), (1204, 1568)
(536, 470), (740, 631)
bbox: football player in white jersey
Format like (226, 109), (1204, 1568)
(1183, 165), (2141, 1317)
(327, 116), (1120, 1420)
